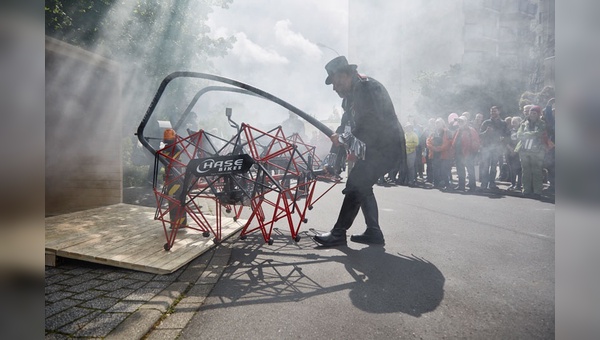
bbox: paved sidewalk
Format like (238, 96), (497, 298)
(45, 235), (235, 339)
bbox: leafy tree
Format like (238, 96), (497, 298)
(45, 0), (116, 48)
(45, 0), (235, 77)
(519, 85), (554, 110)
(413, 58), (528, 119)
(46, 0), (237, 125)
(45, 0), (237, 185)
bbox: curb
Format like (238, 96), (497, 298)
(104, 239), (233, 339)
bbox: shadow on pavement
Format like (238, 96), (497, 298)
(196, 235), (445, 317)
(338, 246), (444, 316)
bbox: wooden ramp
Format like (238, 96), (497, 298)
(45, 203), (245, 274)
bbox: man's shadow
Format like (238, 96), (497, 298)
(334, 246), (444, 316)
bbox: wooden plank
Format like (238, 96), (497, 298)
(45, 206), (157, 248)
(59, 224), (159, 259)
(158, 218), (243, 264)
(146, 230), (240, 272)
(45, 203), (248, 274)
(102, 217), (242, 273)
(45, 221), (103, 249)
(111, 228), (208, 268)
(47, 205), (158, 251)
(91, 230), (164, 260)
(54, 224), (153, 252)
(70, 226), (164, 263)
(94, 226), (206, 270)
(143, 236), (217, 270)
(45, 250), (57, 267)
(100, 232), (168, 264)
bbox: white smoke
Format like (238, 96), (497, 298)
(232, 32), (289, 65)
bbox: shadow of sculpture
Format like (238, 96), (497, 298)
(196, 234), (444, 317)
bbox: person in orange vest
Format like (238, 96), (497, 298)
(162, 128), (188, 230)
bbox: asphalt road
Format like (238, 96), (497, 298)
(179, 182), (555, 339)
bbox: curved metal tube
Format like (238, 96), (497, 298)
(172, 86), (262, 131)
(137, 71), (334, 157)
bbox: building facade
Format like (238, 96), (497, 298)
(347, 0), (553, 119)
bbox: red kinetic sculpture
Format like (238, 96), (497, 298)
(138, 72), (341, 250)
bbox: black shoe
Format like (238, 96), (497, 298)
(350, 229), (385, 245)
(313, 230), (347, 247)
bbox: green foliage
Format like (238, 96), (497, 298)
(45, 0), (237, 189)
(414, 58), (528, 118)
(45, 0), (115, 48)
(518, 91), (535, 110)
(45, 0), (235, 77)
(122, 135), (150, 187)
(123, 163), (148, 187)
(518, 86), (554, 110)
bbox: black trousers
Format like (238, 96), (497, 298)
(333, 155), (394, 231)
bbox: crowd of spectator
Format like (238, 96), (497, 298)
(377, 98), (556, 200)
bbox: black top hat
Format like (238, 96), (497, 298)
(324, 56), (357, 85)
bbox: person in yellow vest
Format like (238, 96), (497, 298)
(404, 122), (419, 187)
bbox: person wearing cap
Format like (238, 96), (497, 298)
(515, 105), (547, 198)
(313, 56), (405, 247)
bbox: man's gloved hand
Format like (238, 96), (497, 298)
(338, 131), (354, 145)
(339, 132), (366, 160)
